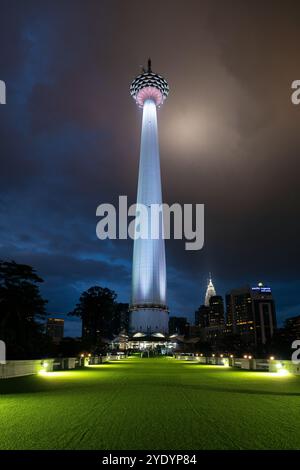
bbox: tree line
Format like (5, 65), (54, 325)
(0, 260), (128, 359)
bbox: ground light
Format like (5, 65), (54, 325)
(277, 368), (290, 377)
(38, 361), (49, 375)
(275, 362), (291, 376)
(38, 371), (71, 378)
(38, 369), (48, 376)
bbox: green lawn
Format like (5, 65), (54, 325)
(0, 357), (300, 450)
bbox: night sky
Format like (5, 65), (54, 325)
(1, 0), (300, 336)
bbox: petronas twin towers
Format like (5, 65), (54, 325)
(129, 60), (169, 334)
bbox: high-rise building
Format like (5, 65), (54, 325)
(195, 305), (210, 328)
(169, 316), (189, 336)
(196, 276), (222, 328)
(46, 318), (64, 343)
(195, 295), (225, 347)
(226, 283), (277, 348)
(204, 274), (216, 307)
(284, 315), (300, 339)
(209, 295), (225, 326)
(129, 59), (169, 334)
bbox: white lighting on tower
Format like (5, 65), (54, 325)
(129, 59), (169, 334)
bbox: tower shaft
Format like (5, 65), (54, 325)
(130, 99), (168, 333)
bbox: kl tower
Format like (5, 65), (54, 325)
(129, 59), (169, 335)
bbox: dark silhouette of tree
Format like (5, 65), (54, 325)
(0, 260), (48, 358)
(69, 286), (120, 348)
(113, 302), (129, 334)
(214, 333), (246, 356)
(266, 328), (294, 359)
(56, 337), (85, 357)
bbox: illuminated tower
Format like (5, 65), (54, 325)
(129, 59), (169, 334)
(204, 274), (216, 307)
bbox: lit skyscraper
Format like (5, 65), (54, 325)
(129, 60), (169, 334)
(204, 274), (216, 306)
(226, 283), (277, 347)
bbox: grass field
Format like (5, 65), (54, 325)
(0, 357), (300, 450)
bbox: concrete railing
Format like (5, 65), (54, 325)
(0, 355), (118, 379)
(268, 359), (300, 375)
(175, 354), (300, 375)
(88, 355), (110, 365)
(106, 353), (127, 361)
(0, 359), (54, 379)
(1, 354), (300, 378)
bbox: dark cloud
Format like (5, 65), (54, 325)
(1, 0), (300, 333)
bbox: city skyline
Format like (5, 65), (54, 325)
(45, 277), (289, 338)
(1, 1), (300, 336)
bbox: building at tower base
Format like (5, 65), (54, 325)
(130, 307), (169, 335)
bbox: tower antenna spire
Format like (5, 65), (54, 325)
(147, 58), (152, 73)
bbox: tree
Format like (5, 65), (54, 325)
(69, 286), (119, 347)
(0, 260), (48, 358)
(113, 302), (130, 334)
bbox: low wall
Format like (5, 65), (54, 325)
(53, 357), (78, 370)
(175, 354), (300, 375)
(106, 354), (126, 361)
(269, 359), (300, 375)
(89, 355), (109, 365)
(1, 355), (300, 378)
(231, 357), (300, 374)
(175, 354), (196, 361)
(0, 359), (54, 379)
(0, 355), (115, 379)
